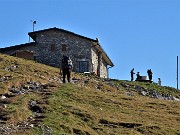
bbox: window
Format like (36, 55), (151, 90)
(50, 44), (56, 51)
(79, 61), (89, 73)
(62, 44), (67, 51)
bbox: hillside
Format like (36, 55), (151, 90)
(0, 53), (180, 135)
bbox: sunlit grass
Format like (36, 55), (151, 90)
(0, 53), (180, 135)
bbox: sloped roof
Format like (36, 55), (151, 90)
(93, 42), (114, 67)
(28, 27), (96, 42)
(28, 27), (114, 67)
(0, 42), (36, 53)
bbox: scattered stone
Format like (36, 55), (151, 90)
(48, 76), (61, 83)
(0, 117), (37, 134)
(44, 125), (52, 135)
(137, 89), (180, 101)
(28, 100), (42, 113)
(0, 75), (12, 82)
(5, 65), (17, 71)
(173, 96), (180, 101)
(38, 125), (52, 135)
(124, 91), (134, 96)
(1, 95), (6, 100)
(8, 81), (45, 95)
(0, 103), (6, 108)
(140, 91), (147, 96)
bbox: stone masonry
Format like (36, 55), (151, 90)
(0, 27), (114, 78)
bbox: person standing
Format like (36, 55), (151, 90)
(147, 69), (153, 81)
(130, 68), (135, 81)
(60, 55), (73, 83)
(158, 78), (161, 86)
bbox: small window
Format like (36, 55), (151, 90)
(62, 44), (67, 51)
(51, 44), (56, 51)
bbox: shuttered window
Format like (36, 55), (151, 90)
(62, 44), (67, 51)
(51, 44), (56, 51)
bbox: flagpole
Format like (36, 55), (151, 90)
(33, 21), (36, 32)
(177, 56), (178, 90)
(29, 20), (36, 42)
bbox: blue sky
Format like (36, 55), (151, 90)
(0, 0), (180, 88)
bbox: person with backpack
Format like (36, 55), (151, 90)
(60, 55), (73, 83)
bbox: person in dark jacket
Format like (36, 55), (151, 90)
(60, 55), (73, 83)
(130, 68), (135, 81)
(147, 69), (153, 81)
(136, 72), (141, 81)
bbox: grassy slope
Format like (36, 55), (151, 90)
(0, 53), (60, 94)
(0, 53), (180, 135)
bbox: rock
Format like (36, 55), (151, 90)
(44, 125), (52, 135)
(0, 76), (12, 82)
(9, 87), (20, 94)
(140, 91), (147, 96)
(1, 95), (6, 100)
(29, 100), (37, 107)
(2, 104), (7, 108)
(173, 96), (180, 101)
(84, 80), (89, 84)
(5, 65), (17, 71)
(135, 86), (145, 91)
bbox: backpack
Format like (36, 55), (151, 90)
(62, 56), (72, 69)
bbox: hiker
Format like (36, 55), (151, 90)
(130, 68), (135, 81)
(147, 69), (153, 81)
(136, 72), (141, 80)
(158, 78), (161, 86)
(60, 55), (73, 83)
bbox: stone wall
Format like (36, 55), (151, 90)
(1, 29), (110, 78)
(101, 59), (108, 78)
(35, 30), (93, 73)
(91, 45), (108, 78)
(91, 47), (99, 75)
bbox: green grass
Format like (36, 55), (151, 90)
(0, 53), (60, 94)
(0, 53), (180, 135)
(5, 92), (40, 123)
(41, 84), (180, 135)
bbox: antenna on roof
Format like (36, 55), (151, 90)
(31, 20), (36, 32)
(29, 20), (37, 42)
(96, 38), (100, 44)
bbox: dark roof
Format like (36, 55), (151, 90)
(0, 42), (36, 53)
(28, 27), (97, 42)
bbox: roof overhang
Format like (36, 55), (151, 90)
(93, 41), (114, 67)
(0, 42), (36, 53)
(28, 27), (97, 42)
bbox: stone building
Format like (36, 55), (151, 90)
(0, 27), (114, 78)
